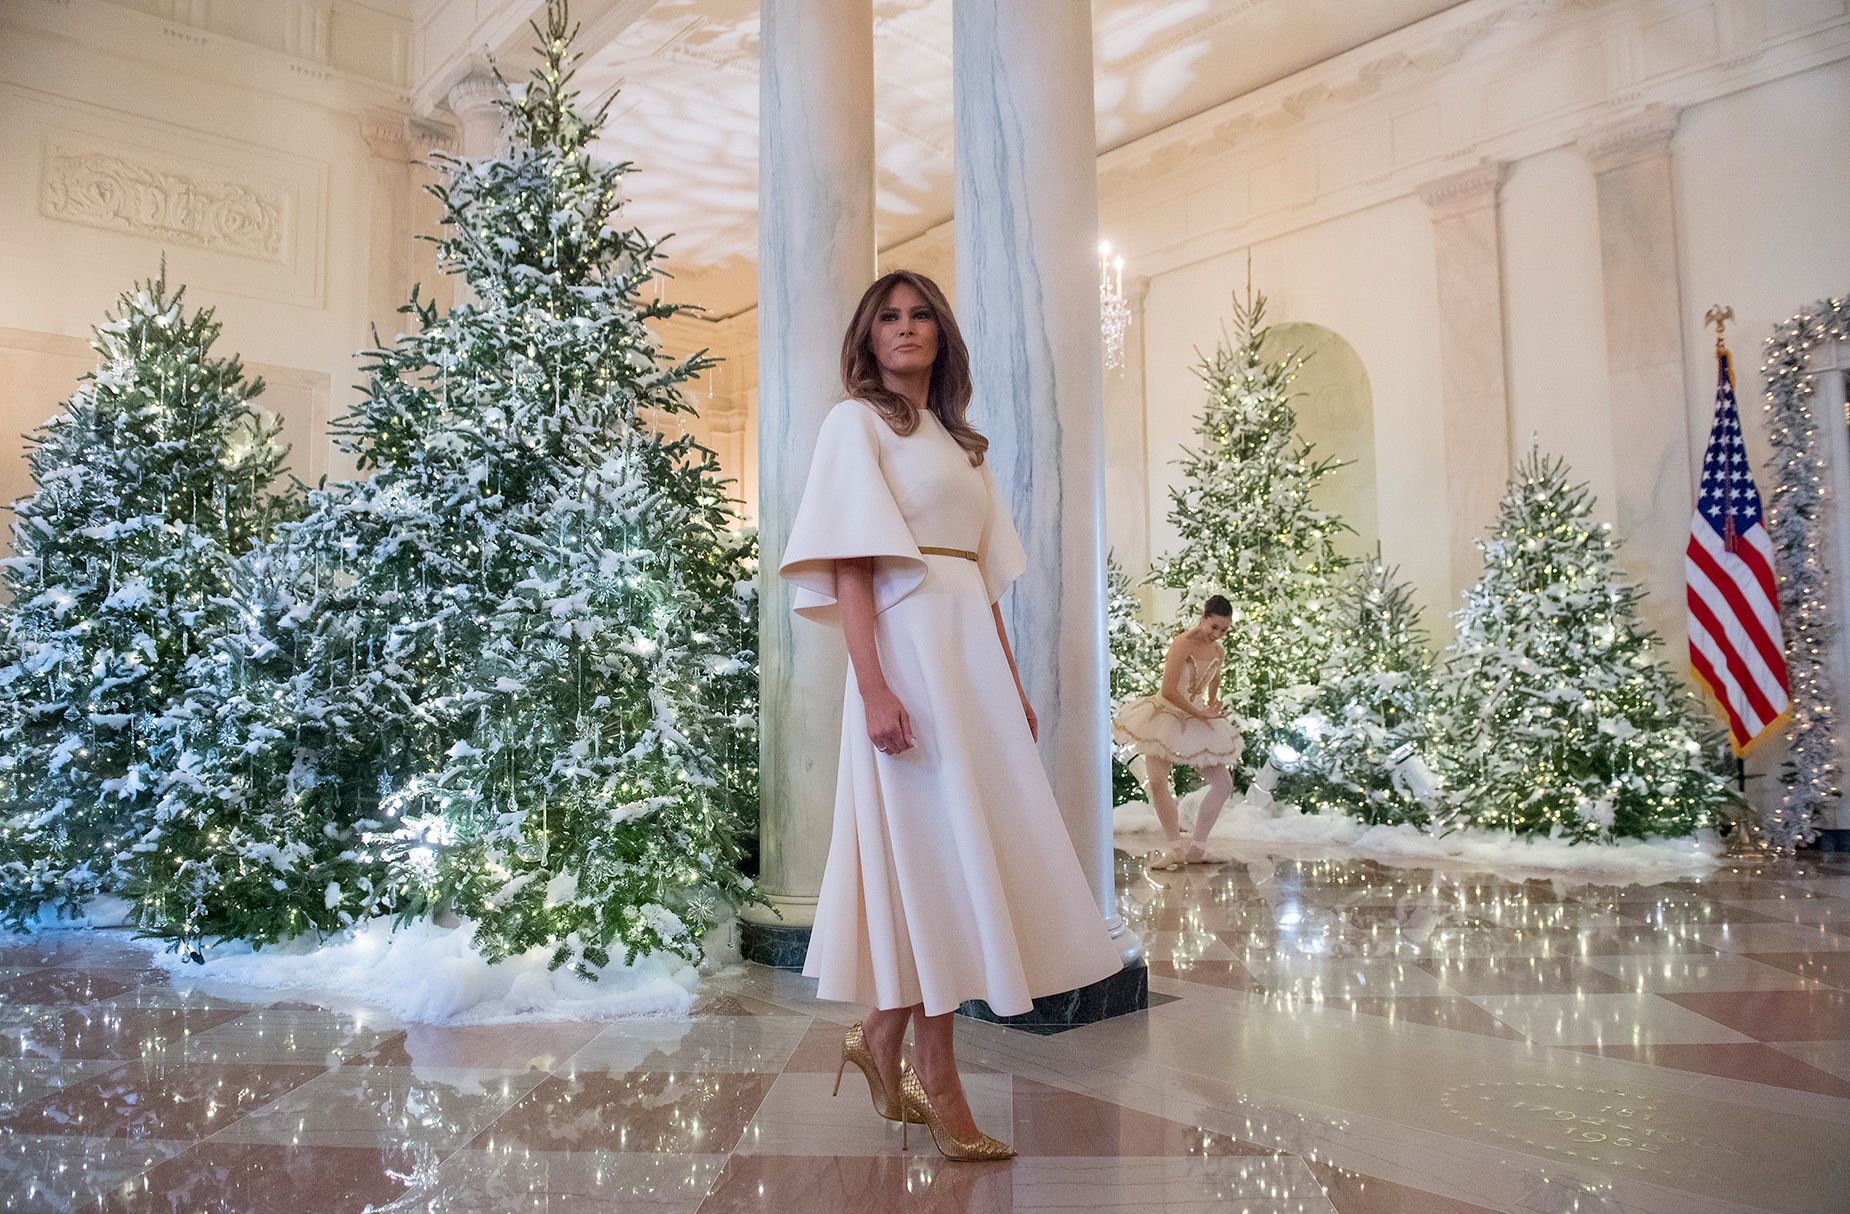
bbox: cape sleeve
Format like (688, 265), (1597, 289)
(777, 401), (927, 628)
(976, 458), (1028, 605)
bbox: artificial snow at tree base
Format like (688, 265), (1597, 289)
(1113, 789), (1725, 885)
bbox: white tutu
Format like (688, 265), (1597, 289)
(1111, 652), (1243, 768)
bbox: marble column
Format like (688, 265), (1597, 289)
(1103, 274), (1153, 585)
(361, 110), (456, 344)
(745, 0), (875, 965)
(955, 0), (1145, 1028)
(1579, 105), (1693, 648)
(447, 64), (507, 160)
(444, 66), (507, 312)
(1417, 161), (1512, 597)
(409, 119), (458, 317)
(359, 109), (416, 344)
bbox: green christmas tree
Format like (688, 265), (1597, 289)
(1106, 552), (1164, 806)
(126, 3), (761, 966)
(1149, 291), (1350, 776)
(1269, 559), (1444, 826)
(1439, 451), (1731, 840)
(0, 272), (288, 927)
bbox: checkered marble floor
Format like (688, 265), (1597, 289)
(3, 848), (1848, 1212)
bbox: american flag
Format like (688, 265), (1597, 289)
(1685, 346), (1789, 753)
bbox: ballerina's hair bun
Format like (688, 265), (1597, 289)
(1202, 595), (1232, 618)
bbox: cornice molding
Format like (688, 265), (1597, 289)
(359, 107), (413, 157)
(1578, 103), (1680, 174)
(1417, 160), (1506, 219)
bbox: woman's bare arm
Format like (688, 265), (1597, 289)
(990, 602), (1038, 741)
(836, 557), (914, 754)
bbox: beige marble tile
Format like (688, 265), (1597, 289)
(567, 1013), (809, 1074)
(1469, 994), (1756, 1047)
(428, 1147), (725, 1212)
(1011, 1153), (1333, 1212)
(732, 1069), (1011, 1156)
(1583, 955), (1827, 994)
(206, 1064), (546, 1148)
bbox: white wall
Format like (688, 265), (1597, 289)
(1677, 58), (1850, 458)
(1501, 146), (1615, 523)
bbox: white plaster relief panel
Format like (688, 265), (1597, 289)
(2, 88), (329, 308)
(40, 142), (289, 263)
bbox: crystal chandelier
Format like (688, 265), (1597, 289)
(1098, 241), (1132, 371)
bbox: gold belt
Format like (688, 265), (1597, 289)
(918, 546), (978, 561)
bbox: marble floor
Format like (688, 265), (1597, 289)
(2, 848), (1849, 1213)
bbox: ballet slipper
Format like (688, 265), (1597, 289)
(1149, 846), (1187, 872)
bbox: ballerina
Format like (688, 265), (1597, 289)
(1112, 595), (1244, 869)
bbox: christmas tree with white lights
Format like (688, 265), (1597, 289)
(1106, 552), (1164, 806)
(0, 273), (288, 928)
(1270, 559), (1444, 826)
(127, 3), (761, 966)
(1439, 451), (1730, 841)
(1148, 291), (1351, 777)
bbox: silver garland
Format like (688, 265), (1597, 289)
(1759, 294), (1850, 852)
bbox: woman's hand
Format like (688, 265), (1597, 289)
(864, 686), (915, 755)
(1021, 696), (1038, 742)
(1204, 699), (1226, 720)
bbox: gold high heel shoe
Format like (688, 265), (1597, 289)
(832, 1021), (923, 1123)
(899, 1059), (1017, 1161)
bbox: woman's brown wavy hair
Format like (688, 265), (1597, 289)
(840, 270), (988, 466)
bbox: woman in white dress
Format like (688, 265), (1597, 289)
(1112, 597), (1244, 869)
(778, 270), (1123, 1161)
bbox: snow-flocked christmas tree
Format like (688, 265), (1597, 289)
(1106, 552), (1164, 806)
(1437, 451), (1731, 841)
(1269, 559), (1444, 826)
(0, 272), (289, 928)
(124, 4), (761, 967)
(1147, 291), (1351, 777)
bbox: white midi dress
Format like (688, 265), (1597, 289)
(778, 399), (1123, 1017)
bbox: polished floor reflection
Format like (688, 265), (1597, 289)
(2, 848), (1848, 1212)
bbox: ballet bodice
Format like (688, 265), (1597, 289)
(1180, 650), (1221, 704)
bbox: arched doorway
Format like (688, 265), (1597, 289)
(1264, 322), (1377, 559)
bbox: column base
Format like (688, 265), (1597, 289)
(957, 960), (1148, 1034)
(740, 920), (812, 969)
